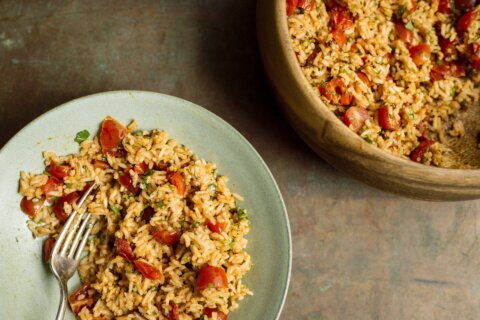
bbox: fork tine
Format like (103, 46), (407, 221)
(60, 211), (87, 257)
(67, 213), (91, 259)
(51, 183), (97, 259)
(73, 217), (95, 261)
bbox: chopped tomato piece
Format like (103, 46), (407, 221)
(169, 302), (179, 320)
(471, 44), (480, 69)
(92, 159), (110, 169)
(331, 29), (347, 46)
(99, 116), (127, 154)
(306, 49), (319, 64)
(377, 106), (396, 130)
(457, 10), (476, 34)
(409, 43), (431, 65)
(286, 0), (298, 16)
(150, 226), (180, 245)
(166, 171), (186, 196)
(114, 238), (136, 262)
(438, 36), (457, 56)
(43, 237), (56, 264)
(438, 0), (453, 13)
(53, 191), (80, 223)
(410, 137), (436, 163)
(142, 206), (155, 223)
(298, 0), (314, 10)
(134, 259), (164, 280)
(20, 197), (42, 218)
(319, 77), (353, 105)
(107, 148), (127, 158)
(395, 22), (414, 46)
(204, 308), (228, 320)
(430, 63), (466, 80)
(41, 177), (62, 195)
(133, 162), (148, 175)
(356, 72), (371, 88)
(196, 265), (228, 291)
(207, 219), (227, 234)
(68, 285), (97, 315)
(329, 6), (354, 30)
(46, 161), (71, 179)
(118, 169), (139, 194)
(343, 107), (369, 133)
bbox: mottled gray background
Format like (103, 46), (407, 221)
(1, 1), (480, 319)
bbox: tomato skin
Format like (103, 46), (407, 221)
(41, 177), (63, 195)
(166, 171), (186, 196)
(150, 227), (180, 245)
(356, 72), (371, 88)
(286, 0), (298, 16)
(207, 219), (226, 234)
(204, 308), (228, 320)
(134, 259), (163, 280)
(92, 159), (110, 169)
(43, 237), (56, 264)
(169, 302), (179, 320)
(196, 265), (228, 291)
(99, 117), (127, 154)
(410, 0), (417, 11)
(133, 162), (148, 175)
(472, 44), (480, 69)
(377, 106), (396, 130)
(153, 161), (168, 171)
(319, 77), (353, 106)
(409, 44), (431, 65)
(343, 107), (369, 133)
(410, 137), (435, 162)
(118, 169), (139, 194)
(20, 197), (42, 217)
(438, 0), (453, 13)
(430, 63), (466, 80)
(114, 238), (136, 262)
(68, 285), (97, 315)
(298, 0), (314, 10)
(46, 161), (71, 179)
(54, 191), (80, 223)
(330, 6), (354, 30)
(457, 10), (476, 34)
(331, 29), (347, 46)
(438, 36), (457, 56)
(395, 22), (414, 46)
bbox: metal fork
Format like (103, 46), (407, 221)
(49, 182), (97, 320)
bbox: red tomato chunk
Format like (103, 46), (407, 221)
(197, 265), (228, 291)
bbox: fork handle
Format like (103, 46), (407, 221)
(55, 281), (68, 320)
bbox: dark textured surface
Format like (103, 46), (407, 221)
(2, 1), (480, 319)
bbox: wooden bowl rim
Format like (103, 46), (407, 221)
(270, 0), (480, 178)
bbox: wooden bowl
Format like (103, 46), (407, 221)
(256, 0), (480, 201)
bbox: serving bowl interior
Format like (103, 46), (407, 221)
(0, 91), (291, 319)
(257, 0), (480, 201)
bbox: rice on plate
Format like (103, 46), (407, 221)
(18, 116), (252, 320)
(287, 0), (480, 167)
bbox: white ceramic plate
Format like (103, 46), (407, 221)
(0, 91), (291, 320)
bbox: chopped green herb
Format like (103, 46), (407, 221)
(388, 44), (395, 51)
(450, 87), (456, 98)
(409, 112), (415, 120)
(234, 208), (249, 221)
(65, 183), (72, 188)
(156, 200), (165, 208)
(396, 5), (406, 19)
(208, 283), (214, 289)
(151, 285), (159, 291)
(373, 69), (381, 74)
(363, 137), (373, 144)
(460, 100), (468, 109)
(51, 196), (59, 205)
(169, 185), (175, 191)
(132, 130), (143, 136)
(139, 178), (147, 190)
(109, 205), (121, 216)
(36, 219), (44, 224)
(192, 221), (200, 228)
(405, 21), (414, 31)
(449, 0), (459, 14)
(320, 80), (327, 88)
(143, 169), (154, 177)
(74, 130), (90, 144)
(208, 184), (217, 192)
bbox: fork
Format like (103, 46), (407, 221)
(49, 182), (97, 320)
